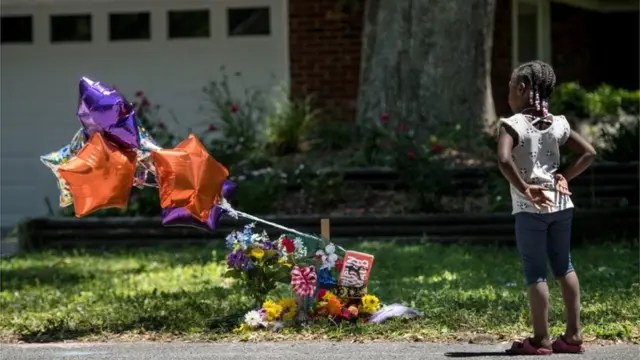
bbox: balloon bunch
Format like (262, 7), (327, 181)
(41, 77), (232, 230)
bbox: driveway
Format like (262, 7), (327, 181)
(3, 341), (638, 359)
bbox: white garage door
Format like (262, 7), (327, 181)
(0, 0), (289, 227)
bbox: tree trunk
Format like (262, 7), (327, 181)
(356, 0), (497, 147)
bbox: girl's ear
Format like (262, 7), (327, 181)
(517, 82), (527, 96)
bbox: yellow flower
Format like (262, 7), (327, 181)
(262, 300), (283, 321)
(266, 305), (283, 321)
(429, 135), (438, 144)
(250, 248), (264, 260)
(278, 258), (292, 268)
(322, 291), (336, 301)
(233, 323), (251, 333)
(361, 295), (380, 312)
(279, 298), (297, 322)
(278, 298), (297, 310)
(359, 304), (378, 314)
(263, 300), (278, 310)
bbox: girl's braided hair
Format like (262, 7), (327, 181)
(511, 60), (556, 116)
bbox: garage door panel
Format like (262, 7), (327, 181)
(0, 0), (287, 227)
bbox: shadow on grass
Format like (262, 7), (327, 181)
(4, 241), (639, 342)
(1, 265), (94, 292)
(15, 283), (252, 342)
(445, 352), (511, 357)
(1, 245), (229, 292)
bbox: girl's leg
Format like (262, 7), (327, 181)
(547, 209), (582, 344)
(515, 213), (552, 349)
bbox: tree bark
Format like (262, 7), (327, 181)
(356, 0), (497, 146)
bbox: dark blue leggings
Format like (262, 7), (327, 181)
(515, 209), (575, 285)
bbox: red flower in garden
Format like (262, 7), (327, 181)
(406, 151), (415, 160)
(430, 144), (444, 153)
(135, 91), (144, 97)
(141, 98), (151, 108)
(230, 104), (239, 113)
(281, 237), (295, 253)
(316, 288), (328, 301)
(335, 258), (344, 272)
(207, 124), (218, 132)
(397, 124), (408, 133)
(157, 122), (166, 130)
(340, 308), (352, 320)
(380, 113), (390, 122)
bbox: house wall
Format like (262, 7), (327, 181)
(288, 0), (638, 121)
(289, 0), (363, 121)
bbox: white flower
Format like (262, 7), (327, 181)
(244, 310), (265, 328)
(270, 321), (285, 332)
(293, 237), (307, 259)
(316, 243), (338, 270)
(251, 233), (263, 243)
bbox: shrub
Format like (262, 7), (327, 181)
(551, 82), (640, 118)
(550, 82), (639, 162)
(599, 119), (639, 162)
(362, 113), (455, 213)
(201, 67), (268, 166)
(265, 86), (321, 156)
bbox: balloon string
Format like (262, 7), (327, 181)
(218, 199), (346, 253)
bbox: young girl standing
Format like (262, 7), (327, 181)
(497, 60), (597, 355)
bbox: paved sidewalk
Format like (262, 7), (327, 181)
(3, 341), (638, 360)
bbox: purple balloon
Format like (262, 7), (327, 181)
(161, 180), (238, 231)
(77, 77), (140, 149)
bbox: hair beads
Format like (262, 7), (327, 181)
(529, 90), (534, 105)
(512, 60), (556, 116)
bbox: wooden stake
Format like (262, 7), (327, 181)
(320, 218), (331, 244)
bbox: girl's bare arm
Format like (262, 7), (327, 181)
(497, 126), (528, 193)
(560, 130), (597, 182)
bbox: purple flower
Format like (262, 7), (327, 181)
(261, 241), (278, 251)
(227, 250), (249, 270)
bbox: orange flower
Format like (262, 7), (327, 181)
(326, 297), (342, 317)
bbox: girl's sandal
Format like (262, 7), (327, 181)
(552, 336), (585, 353)
(505, 338), (553, 355)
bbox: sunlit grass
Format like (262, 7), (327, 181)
(1, 241), (638, 343)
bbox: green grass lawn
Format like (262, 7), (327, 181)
(1, 241), (638, 343)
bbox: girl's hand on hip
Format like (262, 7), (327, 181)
(524, 185), (555, 209)
(555, 174), (572, 195)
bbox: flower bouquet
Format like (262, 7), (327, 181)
(223, 223), (308, 306)
(224, 223), (384, 331)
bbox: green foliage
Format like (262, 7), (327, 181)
(362, 115), (455, 213)
(133, 92), (177, 149)
(599, 119), (639, 162)
(294, 165), (345, 212)
(265, 86), (321, 156)
(230, 168), (287, 215)
(308, 120), (356, 153)
(551, 82), (640, 118)
(201, 67), (268, 166)
(539, 82), (639, 163)
(1, 242), (637, 342)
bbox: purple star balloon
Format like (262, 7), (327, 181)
(77, 77), (140, 150)
(161, 180), (238, 231)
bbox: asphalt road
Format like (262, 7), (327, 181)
(2, 342), (638, 360)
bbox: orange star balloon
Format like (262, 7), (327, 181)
(152, 134), (229, 222)
(58, 133), (137, 217)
